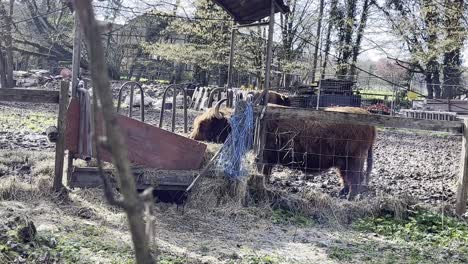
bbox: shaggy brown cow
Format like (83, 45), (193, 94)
(189, 99), (233, 143)
(258, 106), (375, 199)
(250, 90), (291, 106)
(190, 91), (290, 143)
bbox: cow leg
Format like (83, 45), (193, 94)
(339, 185), (349, 197)
(260, 164), (273, 181)
(345, 159), (365, 200)
(336, 167), (349, 197)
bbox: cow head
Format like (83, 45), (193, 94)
(190, 99), (232, 143)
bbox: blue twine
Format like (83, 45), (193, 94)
(216, 99), (254, 180)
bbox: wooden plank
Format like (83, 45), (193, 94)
(456, 119), (468, 216)
(0, 88), (59, 104)
(53, 82), (69, 191)
(65, 98), (80, 154)
(258, 106), (463, 133)
(69, 167), (193, 191)
(69, 167), (115, 189)
(98, 114), (207, 169)
(65, 98), (207, 170)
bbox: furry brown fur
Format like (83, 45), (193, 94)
(189, 106), (233, 143)
(259, 106), (376, 199)
(190, 103), (376, 199)
(250, 91), (291, 106)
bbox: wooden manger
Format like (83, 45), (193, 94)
(65, 95), (207, 195)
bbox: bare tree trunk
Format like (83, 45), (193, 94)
(0, 49), (7, 88)
(171, 63), (183, 84)
(442, 0), (464, 99)
(0, 1), (14, 87)
(5, 0), (14, 87)
(321, 0), (338, 78)
(432, 63), (441, 98)
(349, 0), (370, 78)
(73, 1), (155, 263)
(336, 0), (357, 77)
(311, 0), (324, 83)
(425, 72), (434, 99)
(442, 50), (461, 99)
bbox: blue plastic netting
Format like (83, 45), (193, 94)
(216, 99), (255, 179)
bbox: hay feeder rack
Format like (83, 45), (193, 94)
(66, 81), (207, 203)
(116, 81), (145, 122)
(158, 84), (188, 133)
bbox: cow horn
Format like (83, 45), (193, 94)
(214, 99), (228, 119)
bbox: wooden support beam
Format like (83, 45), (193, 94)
(69, 167), (194, 191)
(71, 11), (82, 97)
(0, 88), (60, 104)
(53, 82), (70, 192)
(226, 22), (235, 89)
(258, 106), (463, 134)
(456, 119), (468, 216)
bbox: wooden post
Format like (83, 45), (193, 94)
(71, 11), (82, 97)
(53, 81), (70, 192)
(263, 0), (275, 102)
(254, 0), (276, 192)
(67, 11), (81, 185)
(227, 22), (236, 89)
(456, 119), (468, 216)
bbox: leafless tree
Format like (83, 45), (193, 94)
(73, 1), (155, 263)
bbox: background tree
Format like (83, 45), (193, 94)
(278, 0), (315, 87)
(0, 0), (15, 88)
(143, 0), (231, 85)
(377, 0), (466, 99)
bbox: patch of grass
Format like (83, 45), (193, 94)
(359, 89), (395, 100)
(328, 246), (354, 262)
(354, 210), (468, 247)
(378, 127), (455, 138)
(0, 112), (56, 133)
(43, 224), (135, 263)
(353, 210), (468, 263)
(270, 209), (312, 227)
(158, 255), (191, 264)
(0, 152), (29, 168)
(32, 161), (54, 177)
(242, 254), (280, 264)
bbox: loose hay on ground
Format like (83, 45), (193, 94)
(185, 147), (416, 226)
(0, 150), (56, 202)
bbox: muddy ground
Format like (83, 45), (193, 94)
(0, 82), (466, 263)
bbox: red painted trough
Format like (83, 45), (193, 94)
(65, 98), (206, 170)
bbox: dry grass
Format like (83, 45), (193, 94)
(0, 150), (56, 202)
(187, 171), (415, 226)
(0, 147), (419, 228)
(186, 147), (416, 226)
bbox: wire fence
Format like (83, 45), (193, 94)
(249, 116), (461, 206)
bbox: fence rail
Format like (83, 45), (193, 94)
(0, 88), (60, 104)
(257, 106), (463, 133)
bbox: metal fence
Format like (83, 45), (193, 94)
(251, 110), (462, 208)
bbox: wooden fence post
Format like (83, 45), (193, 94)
(53, 81), (70, 192)
(456, 119), (468, 216)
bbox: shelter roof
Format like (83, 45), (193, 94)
(213, 0), (289, 25)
